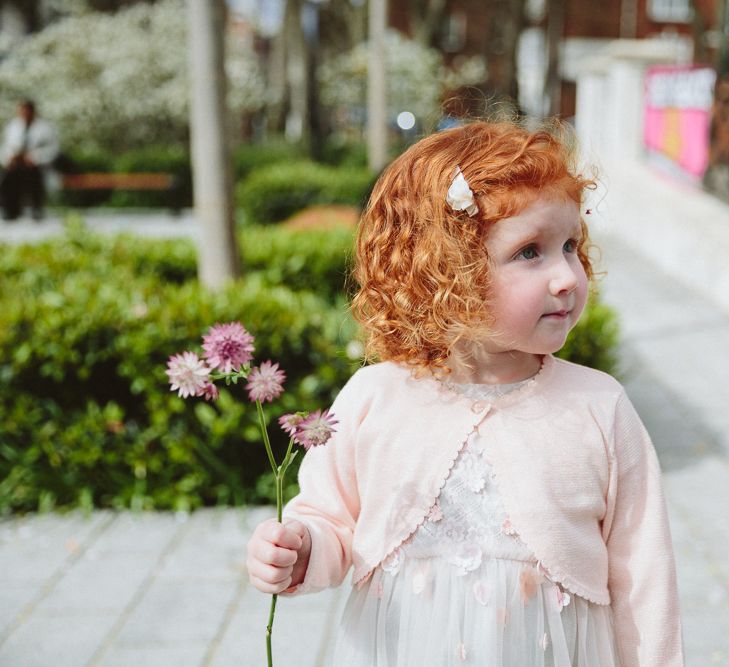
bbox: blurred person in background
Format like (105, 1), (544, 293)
(0, 99), (59, 221)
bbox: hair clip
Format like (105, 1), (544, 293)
(446, 167), (479, 217)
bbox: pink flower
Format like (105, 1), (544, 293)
(246, 361), (286, 403)
(166, 351), (211, 398)
(201, 382), (219, 401)
(293, 409), (338, 450)
(279, 413), (305, 437)
(202, 322), (255, 373)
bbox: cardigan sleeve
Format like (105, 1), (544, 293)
(605, 390), (684, 667)
(282, 370), (367, 594)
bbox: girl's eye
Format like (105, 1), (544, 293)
(563, 239), (578, 253)
(517, 246), (538, 260)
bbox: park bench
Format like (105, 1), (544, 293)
(61, 172), (183, 212)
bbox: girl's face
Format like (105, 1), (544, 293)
(481, 195), (588, 356)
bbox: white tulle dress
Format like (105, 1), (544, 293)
(332, 382), (621, 667)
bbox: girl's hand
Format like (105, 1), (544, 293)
(246, 518), (312, 594)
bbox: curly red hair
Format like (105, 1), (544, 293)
(351, 120), (595, 372)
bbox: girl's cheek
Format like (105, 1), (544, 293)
(573, 278), (589, 322)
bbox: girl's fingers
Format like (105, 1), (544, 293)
(245, 519), (310, 593)
(247, 559), (292, 587)
(256, 542), (298, 568)
(249, 573), (292, 595)
(261, 520), (303, 551)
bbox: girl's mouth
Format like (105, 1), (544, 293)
(542, 310), (570, 320)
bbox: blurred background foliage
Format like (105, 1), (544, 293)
(0, 0), (265, 153)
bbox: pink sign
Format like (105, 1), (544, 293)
(644, 65), (715, 180)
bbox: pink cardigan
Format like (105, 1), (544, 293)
(284, 355), (683, 666)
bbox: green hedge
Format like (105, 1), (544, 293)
(317, 138), (368, 168)
(556, 293), (619, 375)
(236, 161), (375, 224)
(0, 226), (358, 514)
(232, 141), (306, 180)
(96, 225), (354, 302)
(0, 224), (619, 514)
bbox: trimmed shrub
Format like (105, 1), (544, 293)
(236, 161), (374, 224)
(318, 138), (368, 168)
(232, 141), (306, 180)
(63, 225), (354, 300)
(0, 230), (359, 514)
(556, 293), (619, 375)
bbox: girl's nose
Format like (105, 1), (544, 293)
(549, 257), (579, 295)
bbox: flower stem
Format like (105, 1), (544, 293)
(256, 400), (278, 475)
(266, 593), (277, 666)
(280, 437), (296, 475)
(276, 467), (284, 523)
(256, 400), (286, 667)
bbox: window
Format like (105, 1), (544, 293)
(647, 0), (693, 23)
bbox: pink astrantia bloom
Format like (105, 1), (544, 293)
(293, 409), (338, 450)
(246, 361), (286, 403)
(201, 382), (219, 402)
(202, 322), (255, 373)
(166, 351), (211, 398)
(278, 413), (305, 438)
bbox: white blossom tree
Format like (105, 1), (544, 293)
(318, 29), (486, 131)
(0, 0), (265, 152)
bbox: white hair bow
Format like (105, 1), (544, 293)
(446, 167), (479, 217)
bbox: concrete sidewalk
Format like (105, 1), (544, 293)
(2, 162), (729, 666)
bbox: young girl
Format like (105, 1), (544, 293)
(246, 121), (683, 666)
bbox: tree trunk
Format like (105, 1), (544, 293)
(717, 0), (729, 76)
(187, 0), (240, 289)
(410, 0), (448, 47)
(284, 0), (309, 144)
(482, 0), (526, 111)
(544, 0), (565, 117)
(368, 0), (388, 172)
(265, 9), (289, 135)
(704, 0), (729, 201)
